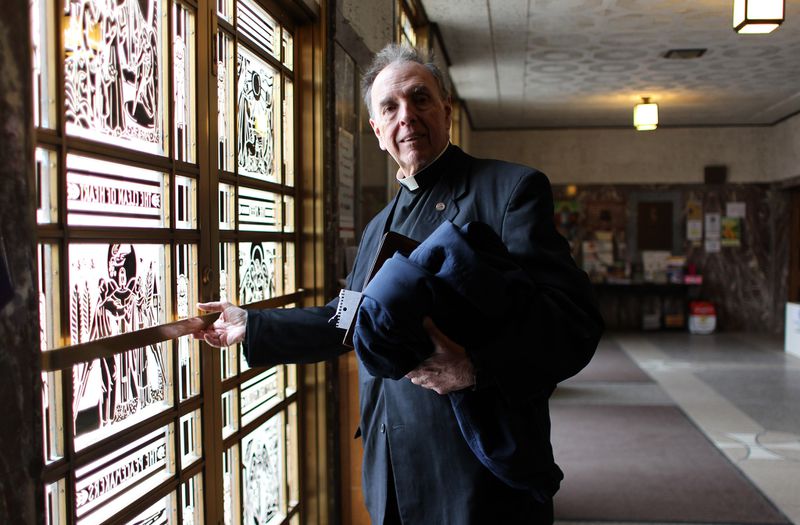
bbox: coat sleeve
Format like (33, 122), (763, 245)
(472, 169), (603, 403)
(242, 298), (350, 368)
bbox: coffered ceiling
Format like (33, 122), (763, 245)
(420, 0), (800, 129)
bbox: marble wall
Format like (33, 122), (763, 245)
(553, 183), (790, 334)
(0, 1), (43, 522)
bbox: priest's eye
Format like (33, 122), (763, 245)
(413, 93), (431, 106)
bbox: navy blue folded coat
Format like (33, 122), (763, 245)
(353, 220), (553, 494)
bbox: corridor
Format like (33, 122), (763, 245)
(552, 332), (800, 524)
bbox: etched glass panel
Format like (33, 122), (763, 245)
(219, 183), (236, 230)
(283, 242), (296, 294)
(220, 242), (238, 379)
(176, 244), (197, 320)
(32, 0), (56, 128)
(67, 154), (167, 228)
(217, 31), (235, 171)
(237, 0), (280, 60)
(74, 425), (173, 524)
(124, 492), (174, 525)
(36, 148), (58, 225)
(217, 0), (233, 23)
(38, 243), (61, 351)
(282, 29), (293, 70)
(222, 445), (240, 525)
(173, 3), (196, 163)
(177, 336), (199, 401)
(240, 368), (280, 427)
(181, 475), (203, 525)
(44, 478), (66, 525)
(42, 371), (64, 464)
(69, 243), (171, 449)
(237, 47), (280, 182)
(238, 241), (279, 304)
(179, 410), (202, 468)
(282, 195), (294, 232)
(242, 415), (284, 524)
(176, 248), (199, 400)
(175, 176), (197, 229)
(285, 364), (296, 396)
(219, 242), (236, 303)
(283, 80), (294, 187)
(176, 244), (199, 401)
(64, 0), (166, 155)
(221, 389), (238, 439)
(237, 187), (281, 232)
(287, 402), (299, 506)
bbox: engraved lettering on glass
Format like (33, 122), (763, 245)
(69, 243), (169, 448)
(242, 416), (283, 524)
(64, 0), (164, 155)
(67, 155), (166, 228)
(237, 187), (281, 232)
(74, 426), (171, 522)
(240, 368), (279, 427)
(237, 48), (278, 182)
(238, 242), (277, 304)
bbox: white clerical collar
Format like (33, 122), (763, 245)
(396, 143), (451, 191)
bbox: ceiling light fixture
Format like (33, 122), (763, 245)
(733, 0), (785, 34)
(633, 97), (658, 131)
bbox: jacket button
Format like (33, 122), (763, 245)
(380, 423), (386, 433)
(435, 202), (446, 211)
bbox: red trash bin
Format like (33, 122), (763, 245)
(689, 301), (716, 334)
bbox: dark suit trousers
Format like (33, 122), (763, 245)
(383, 462), (555, 525)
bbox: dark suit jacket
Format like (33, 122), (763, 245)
(244, 145), (603, 524)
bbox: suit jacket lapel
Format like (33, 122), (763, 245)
(442, 146), (471, 223)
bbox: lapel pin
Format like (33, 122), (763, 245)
(435, 202), (446, 211)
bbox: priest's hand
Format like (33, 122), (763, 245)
(406, 317), (475, 395)
(192, 301), (247, 347)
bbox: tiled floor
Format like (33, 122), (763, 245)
(555, 331), (800, 525)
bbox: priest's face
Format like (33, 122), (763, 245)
(369, 61), (452, 178)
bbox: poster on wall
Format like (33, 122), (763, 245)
(687, 220), (703, 242)
(726, 202), (746, 219)
(705, 238), (721, 253)
(705, 212), (721, 240)
(686, 199), (703, 243)
(721, 216), (742, 247)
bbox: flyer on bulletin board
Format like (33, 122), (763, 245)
(705, 212), (721, 240)
(721, 216), (742, 247)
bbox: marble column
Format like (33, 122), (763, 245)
(0, 1), (43, 522)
